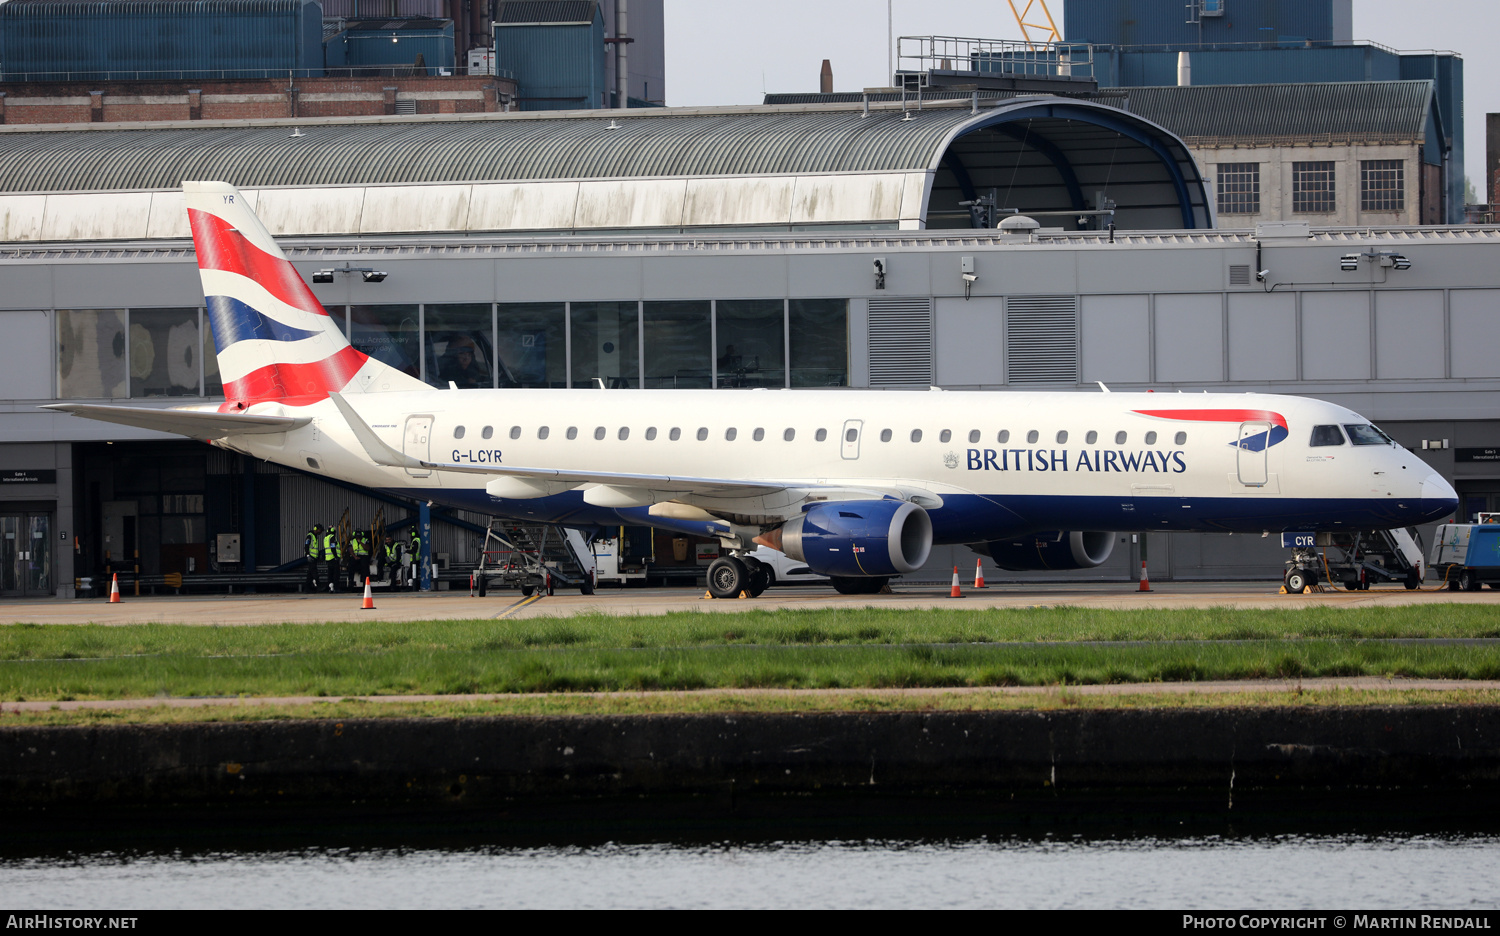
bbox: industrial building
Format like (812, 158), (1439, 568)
(0, 88), (1495, 598)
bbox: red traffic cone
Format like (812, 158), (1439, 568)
(1138, 559), (1152, 592)
(361, 576), (375, 610)
(950, 566), (964, 598)
(974, 558), (987, 589)
(108, 573), (122, 603)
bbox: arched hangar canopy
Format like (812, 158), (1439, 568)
(0, 98), (1212, 241)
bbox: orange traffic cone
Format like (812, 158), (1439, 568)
(108, 573), (122, 603)
(974, 558), (987, 589)
(950, 566), (964, 598)
(1138, 559), (1152, 592)
(361, 576), (375, 610)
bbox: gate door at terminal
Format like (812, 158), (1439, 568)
(0, 512), (52, 597)
(1236, 421), (1270, 487)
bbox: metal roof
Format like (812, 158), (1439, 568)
(495, 0), (597, 25)
(1121, 80), (1437, 144)
(0, 102), (1100, 193)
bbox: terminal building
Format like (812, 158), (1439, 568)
(0, 92), (1495, 597)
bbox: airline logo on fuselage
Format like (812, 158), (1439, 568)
(1134, 408), (1290, 452)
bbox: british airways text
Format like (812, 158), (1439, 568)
(966, 448), (1187, 473)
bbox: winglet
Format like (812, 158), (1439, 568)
(328, 392), (425, 469)
(1097, 382), (1111, 393)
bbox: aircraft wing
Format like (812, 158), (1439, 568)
(43, 403), (311, 440)
(328, 392), (791, 498)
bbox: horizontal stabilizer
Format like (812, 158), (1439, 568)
(44, 403), (310, 440)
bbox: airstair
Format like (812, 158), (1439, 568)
(1283, 528), (1424, 593)
(473, 521), (596, 596)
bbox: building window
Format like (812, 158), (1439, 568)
(1292, 161), (1336, 213)
(643, 301), (711, 389)
(789, 299), (849, 387)
(571, 301), (639, 389)
(351, 305), (420, 379)
(1361, 160), (1404, 211)
(1216, 163), (1260, 214)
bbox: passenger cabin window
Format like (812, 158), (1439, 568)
(453, 426), (466, 439)
(618, 427), (630, 440)
(670, 428), (682, 441)
(845, 428), (857, 443)
(1056, 431), (1068, 444)
(1085, 431), (1097, 444)
(911, 429), (922, 443)
(538, 427), (550, 440)
(1344, 424), (1392, 446)
(968, 430), (980, 443)
(594, 427), (606, 440)
(1174, 431), (1187, 445)
(1145, 431), (1158, 445)
(510, 426), (521, 440)
(646, 427), (657, 441)
(815, 428), (827, 442)
(567, 427), (578, 440)
(725, 428), (737, 441)
(1115, 431), (1127, 444)
(753, 428), (765, 441)
(784, 428), (795, 441)
(697, 428), (709, 441)
(1026, 430), (1039, 444)
(880, 429), (892, 442)
(940, 430), (951, 443)
(998, 430), (1010, 443)
(481, 426), (493, 440)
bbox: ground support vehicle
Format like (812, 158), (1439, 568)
(1282, 528), (1424, 594)
(592, 526), (654, 586)
(473, 521), (594, 596)
(1428, 522), (1500, 591)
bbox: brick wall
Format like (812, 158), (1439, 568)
(0, 75), (516, 125)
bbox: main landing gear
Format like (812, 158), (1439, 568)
(706, 555), (772, 599)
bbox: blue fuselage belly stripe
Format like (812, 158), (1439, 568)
(382, 490), (1459, 542)
(206, 295), (321, 352)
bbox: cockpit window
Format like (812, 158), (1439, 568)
(1344, 423), (1393, 446)
(1310, 425), (1345, 447)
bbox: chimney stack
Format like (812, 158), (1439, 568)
(820, 59), (833, 94)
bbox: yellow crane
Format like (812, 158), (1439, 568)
(1008, 0), (1061, 49)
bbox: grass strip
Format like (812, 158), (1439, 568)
(4, 604), (1500, 661)
(6, 688), (1500, 728)
(4, 640), (1499, 702)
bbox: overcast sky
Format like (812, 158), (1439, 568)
(663, 0), (1492, 188)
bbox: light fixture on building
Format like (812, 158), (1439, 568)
(1340, 250), (1412, 272)
(312, 264), (387, 284)
(1340, 254), (1361, 272)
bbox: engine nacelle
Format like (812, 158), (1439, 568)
(980, 531), (1116, 571)
(778, 500), (933, 578)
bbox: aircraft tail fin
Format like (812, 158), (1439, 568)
(182, 181), (427, 409)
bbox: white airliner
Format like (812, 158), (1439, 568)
(48, 182), (1459, 597)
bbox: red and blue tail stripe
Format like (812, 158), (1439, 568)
(1133, 408), (1290, 452)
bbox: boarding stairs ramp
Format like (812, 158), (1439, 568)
(474, 520), (595, 596)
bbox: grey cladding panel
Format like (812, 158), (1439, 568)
(0, 311), (52, 400)
(644, 255), (787, 300)
(935, 297), (1003, 387)
(1302, 291), (1370, 380)
(1080, 295), (1149, 384)
(1154, 293), (1223, 383)
(867, 297), (932, 387)
(1450, 290), (1500, 379)
(494, 257), (642, 301)
(1006, 295), (1078, 384)
(52, 262), (202, 309)
(1227, 292), (1296, 382)
(1375, 290), (1444, 380)
(0, 265), (52, 310)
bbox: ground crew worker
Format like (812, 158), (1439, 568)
(383, 535), (402, 590)
(352, 531), (371, 581)
(322, 526), (342, 592)
(305, 523), (323, 591)
(408, 526), (422, 589)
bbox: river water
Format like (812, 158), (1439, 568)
(4, 833), (1499, 909)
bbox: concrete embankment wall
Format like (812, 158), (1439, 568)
(3, 708), (1498, 809)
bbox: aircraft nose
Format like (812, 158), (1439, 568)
(1421, 472), (1458, 513)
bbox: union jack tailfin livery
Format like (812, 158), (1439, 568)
(183, 181), (426, 410)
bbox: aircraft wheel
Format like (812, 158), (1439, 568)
(707, 556), (748, 599)
(745, 561), (771, 598)
(1285, 569), (1312, 594)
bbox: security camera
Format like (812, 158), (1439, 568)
(1255, 269), (1270, 282)
(872, 257), (887, 290)
(962, 272), (978, 283)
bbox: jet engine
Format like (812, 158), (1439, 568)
(979, 531), (1116, 571)
(768, 500), (933, 578)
